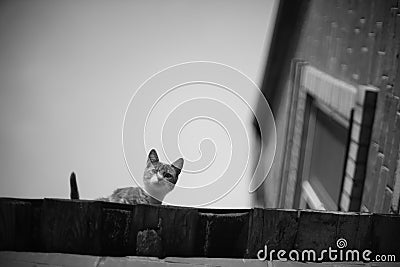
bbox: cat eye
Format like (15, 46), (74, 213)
(164, 173), (172, 178)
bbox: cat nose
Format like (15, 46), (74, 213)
(156, 172), (163, 180)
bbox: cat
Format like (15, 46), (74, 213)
(70, 149), (184, 205)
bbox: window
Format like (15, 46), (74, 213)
(299, 96), (349, 211)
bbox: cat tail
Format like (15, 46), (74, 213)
(70, 172), (80, 200)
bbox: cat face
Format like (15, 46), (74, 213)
(143, 149), (184, 201)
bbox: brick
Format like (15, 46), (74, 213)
(392, 149), (400, 213)
(371, 50), (387, 86)
(387, 114), (400, 189)
(382, 96), (399, 156)
(357, 45), (371, 85)
(378, 93), (393, 153)
(361, 144), (382, 210)
(270, 0), (400, 216)
(393, 8), (400, 75)
(396, 70), (400, 97)
(366, 1), (378, 84)
(385, 111), (400, 188)
(380, 5), (397, 85)
(373, 166), (389, 212)
(371, 92), (387, 143)
(382, 187), (393, 214)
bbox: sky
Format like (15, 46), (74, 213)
(0, 0), (276, 208)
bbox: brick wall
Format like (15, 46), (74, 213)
(258, 0), (400, 214)
(294, 0), (400, 214)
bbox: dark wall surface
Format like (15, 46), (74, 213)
(1, 198), (400, 260)
(256, 0), (400, 214)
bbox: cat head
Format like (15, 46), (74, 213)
(143, 149), (184, 202)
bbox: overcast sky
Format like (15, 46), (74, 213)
(0, 0), (276, 208)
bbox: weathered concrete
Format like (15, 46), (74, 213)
(1, 251), (395, 267)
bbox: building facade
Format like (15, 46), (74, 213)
(255, 0), (400, 214)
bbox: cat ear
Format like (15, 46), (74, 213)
(172, 158), (184, 170)
(148, 149), (159, 164)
